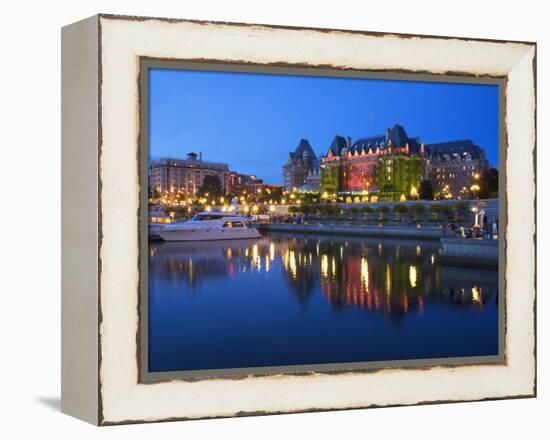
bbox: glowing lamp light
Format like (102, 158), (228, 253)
(409, 265), (418, 288)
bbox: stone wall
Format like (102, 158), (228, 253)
(440, 237), (498, 268)
(256, 223), (444, 240)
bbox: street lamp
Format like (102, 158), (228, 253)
(471, 206), (479, 227)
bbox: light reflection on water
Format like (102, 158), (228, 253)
(148, 233), (498, 373)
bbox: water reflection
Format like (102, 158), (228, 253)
(149, 235), (496, 318)
(148, 233), (498, 372)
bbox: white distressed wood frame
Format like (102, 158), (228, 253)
(61, 14), (536, 425)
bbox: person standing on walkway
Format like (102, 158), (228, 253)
(482, 216), (489, 239)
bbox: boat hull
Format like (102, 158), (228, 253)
(157, 227), (261, 242)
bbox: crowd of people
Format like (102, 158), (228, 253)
(445, 216), (498, 240)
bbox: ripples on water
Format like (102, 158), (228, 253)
(148, 233), (499, 372)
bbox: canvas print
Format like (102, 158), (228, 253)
(145, 65), (501, 376)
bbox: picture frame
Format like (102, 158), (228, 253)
(61, 14), (536, 425)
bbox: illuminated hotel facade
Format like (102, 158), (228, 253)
(320, 125), (426, 201)
(318, 124), (489, 201)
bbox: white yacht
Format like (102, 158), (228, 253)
(156, 212), (261, 242)
(148, 204), (175, 241)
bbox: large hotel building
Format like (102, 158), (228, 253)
(283, 124), (490, 201)
(149, 152), (231, 197)
(150, 152), (284, 199)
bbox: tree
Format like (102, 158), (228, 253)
(410, 203), (426, 221)
(478, 168), (498, 199)
(360, 205), (373, 221)
(429, 204), (447, 221)
(376, 205), (390, 220)
(418, 179), (434, 200)
(393, 204), (409, 220)
(151, 188), (160, 200)
(198, 175), (222, 199)
(321, 204), (338, 217)
(451, 202), (469, 222)
(288, 206), (301, 214)
(435, 204), (453, 221)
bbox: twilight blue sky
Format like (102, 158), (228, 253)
(149, 68), (499, 185)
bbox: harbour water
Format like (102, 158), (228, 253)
(148, 233), (499, 373)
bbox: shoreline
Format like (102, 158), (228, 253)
(255, 222), (445, 240)
(256, 223), (498, 268)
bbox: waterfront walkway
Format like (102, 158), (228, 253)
(255, 222), (445, 240)
(255, 222), (499, 268)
